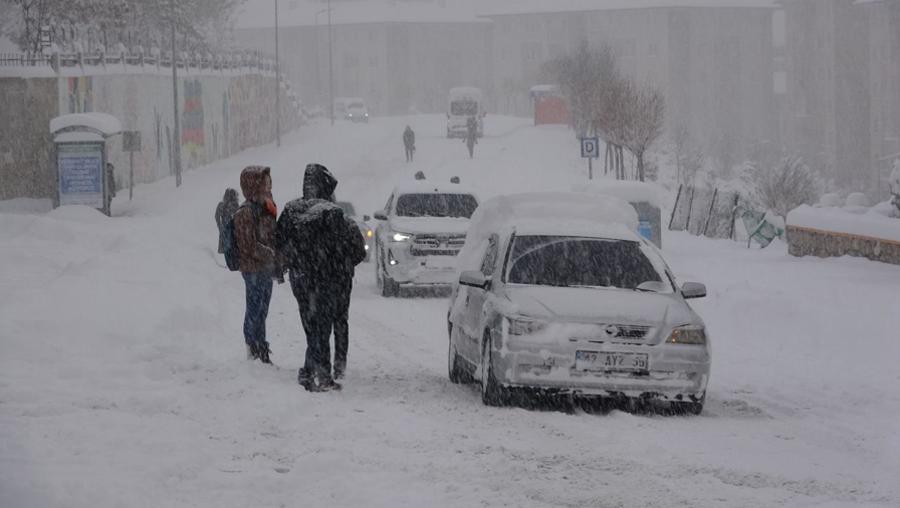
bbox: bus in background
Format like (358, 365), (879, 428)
(447, 87), (484, 139)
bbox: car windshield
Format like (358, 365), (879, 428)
(451, 100), (478, 116)
(506, 236), (664, 290)
(336, 201), (356, 217)
(395, 193), (478, 218)
(349, 102), (364, 109)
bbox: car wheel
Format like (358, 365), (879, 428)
(448, 323), (465, 384)
(480, 332), (506, 406)
(378, 248), (399, 298)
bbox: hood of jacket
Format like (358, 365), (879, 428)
(224, 188), (239, 204)
(240, 166), (271, 202)
(303, 163), (337, 201)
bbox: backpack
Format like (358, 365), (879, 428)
(222, 216), (240, 271)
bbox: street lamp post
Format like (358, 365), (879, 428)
(328, 0), (334, 126)
(315, 8), (329, 110)
(170, 0), (182, 187)
(274, 0), (281, 148)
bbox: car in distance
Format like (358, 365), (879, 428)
(337, 200), (374, 262)
(373, 181), (479, 297)
(447, 193), (710, 414)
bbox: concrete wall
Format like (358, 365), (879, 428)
(1, 66), (294, 201)
(786, 225), (900, 265)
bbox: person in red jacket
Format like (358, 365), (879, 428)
(233, 166), (280, 363)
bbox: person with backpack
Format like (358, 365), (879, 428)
(215, 188), (240, 254)
(232, 166), (279, 364)
(403, 125), (416, 163)
(276, 163), (366, 392)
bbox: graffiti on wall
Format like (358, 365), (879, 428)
(182, 79), (205, 168)
(67, 77), (93, 113)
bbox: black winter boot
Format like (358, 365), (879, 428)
(247, 342), (259, 360)
(257, 341), (272, 364)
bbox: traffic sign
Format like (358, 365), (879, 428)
(581, 137), (599, 158)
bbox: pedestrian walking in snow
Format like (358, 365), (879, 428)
(464, 116), (478, 159)
(215, 188), (240, 254)
(233, 166), (280, 364)
(403, 125), (416, 162)
(277, 164), (366, 392)
(105, 162), (116, 215)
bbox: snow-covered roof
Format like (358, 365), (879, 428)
(50, 113), (122, 137)
(54, 131), (105, 143)
(393, 180), (478, 196)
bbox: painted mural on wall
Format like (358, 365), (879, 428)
(67, 77), (93, 113)
(182, 79), (206, 169)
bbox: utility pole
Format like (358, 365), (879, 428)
(274, 0), (281, 147)
(170, 0), (182, 187)
(328, 0), (334, 126)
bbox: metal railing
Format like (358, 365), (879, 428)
(0, 49), (277, 74)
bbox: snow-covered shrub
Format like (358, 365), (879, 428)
(744, 156), (823, 219)
(818, 193), (842, 207)
(890, 159), (900, 217)
(845, 192), (870, 208)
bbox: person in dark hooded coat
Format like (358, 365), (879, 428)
(215, 188), (240, 254)
(276, 163), (366, 391)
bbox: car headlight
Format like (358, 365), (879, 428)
(366, 229), (374, 238)
(508, 317), (548, 336)
(666, 326), (707, 345)
(392, 232), (412, 242)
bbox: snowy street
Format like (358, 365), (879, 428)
(2, 115), (899, 507)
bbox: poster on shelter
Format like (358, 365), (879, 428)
(58, 143), (104, 208)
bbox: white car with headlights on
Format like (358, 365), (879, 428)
(373, 181), (479, 297)
(447, 193), (710, 414)
(336, 200), (374, 262)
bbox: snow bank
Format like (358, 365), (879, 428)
(0, 198), (53, 214)
(786, 204), (900, 243)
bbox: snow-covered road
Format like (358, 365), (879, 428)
(2, 115), (899, 507)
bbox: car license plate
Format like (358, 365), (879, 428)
(575, 351), (648, 372)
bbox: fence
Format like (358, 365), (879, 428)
(0, 49), (277, 74)
(668, 185), (743, 240)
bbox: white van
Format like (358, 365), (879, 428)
(447, 87), (484, 138)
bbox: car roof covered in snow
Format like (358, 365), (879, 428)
(392, 180), (479, 197)
(455, 192), (639, 274)
(512, 219), (638, 241)
(573, 180), (670, 210)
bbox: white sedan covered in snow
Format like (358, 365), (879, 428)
(447, 193), (710, 413)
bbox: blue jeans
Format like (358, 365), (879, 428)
(242, 272), (273, 346)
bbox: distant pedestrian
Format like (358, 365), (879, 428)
(215, 188), (240, 254)
(277, 163), (366, 392)
(233, 166), (280, 364)
(464, 116), (478, 159)
(105, 162), (116, 215)
(403, 125), (416, 162)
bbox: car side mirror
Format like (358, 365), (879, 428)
(459, 270), (489, 290)
(374, 211), (388, 221)
(681, 282), (707, 299)
(363, 214), (371, 222)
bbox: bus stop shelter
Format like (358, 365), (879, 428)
(50, 113), (122, 216)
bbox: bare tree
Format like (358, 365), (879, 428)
(673, 123), (705, 187)
(621, 81), (665, 182)
(752, 156), (823, 219)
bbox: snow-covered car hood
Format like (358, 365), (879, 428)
(389, 217), (471, 236)
(504, 285), (697, 328)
